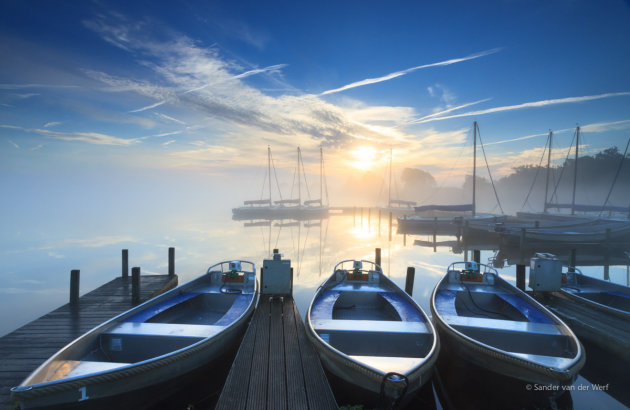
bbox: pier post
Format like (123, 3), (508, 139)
(516, 265), (526, 291)
(519, 228), (526, 261)
(375, 248), (381, 267)
(403, 215), (407, 246)
(132, 267), (141, 305)
(569, 249), (576, 272)
(473, 250), (480, 264)
(388, 211), (393, 241)
(122, 249), (128, 278)
(168, 247), (175, 278)
(604, 228), (611, 280)
(70, 270), (80, 306)
(405, 267), (415, 296)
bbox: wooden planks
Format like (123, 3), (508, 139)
(0, 274), (177, 409)
(216, 295), (337, 410)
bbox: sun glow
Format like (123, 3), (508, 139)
(350, 145), (378, 171)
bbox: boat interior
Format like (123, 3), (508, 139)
(435, 267), (578, 366)
(311, 268), (434, 372)
(28, 264), (255, 385)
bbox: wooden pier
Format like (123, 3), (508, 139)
(216, 295), (337, 410)
(0, 274), (177, 409)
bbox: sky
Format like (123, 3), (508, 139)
(2, 0), (630, 208)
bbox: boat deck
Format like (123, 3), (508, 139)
(0, 274), (177, 409)
(216, 295), (337, 410)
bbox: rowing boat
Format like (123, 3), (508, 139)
(561, 267), (630, 320)
(305, 260), (438, 408)
(11, 261), (258, 409)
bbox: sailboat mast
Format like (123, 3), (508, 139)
(388, 146), (392, 208)
(571, 126), (580, 215)
(268, 146), (272, 206)
(297, 146), (301, 205)
(473, 122), (477, 217)
(543, 131), (553, 213)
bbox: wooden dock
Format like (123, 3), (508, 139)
(215, 295), (337, 410)
(0, 274), (177, 409)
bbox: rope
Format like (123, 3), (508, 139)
(599, 137), (630, 216)
(259, 166), (269, 201)
(299, 150), (312, 200)
(270, 150), (284, 201)
(548, 128), (577, 207)
(520, 133), (550, 211)
(476, 123), (504, 214)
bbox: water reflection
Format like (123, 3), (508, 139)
(2, 210), (628, 408)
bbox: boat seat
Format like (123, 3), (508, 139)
(378, 292), (424, 322)
(123, 293), (201, 323)
(106, 322), (224, 338)
(441, 315), (562, 336)
(496, 293), (554, 324)
(214, 294), (253, 326)
(434, 291), (458, 316)
(310, 290), (342, 320)
(311, 319), (430, 334)
(47, 360), (130, 380)
(604, 291), (630, 300)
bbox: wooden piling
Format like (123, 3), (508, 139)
(70, 270), (80, 306)
(122, 249), (128, 278)
(604, 229), (611, 280)
(168, 247), (175, 278)
(516, 264), (526, 291)
(132, 267), (141, 305)
(569, 249), (576, 272)
(375, 248), (381, 267)
(405, 267), (415, 296)
(473, 250), (480, 264)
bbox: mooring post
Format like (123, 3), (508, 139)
(70, 269), (80, 306)
(132, 267), (141, 305)
(569, 249), (576, 273)
(168, 247), (175, 278)
(516, 265), (526, 291)
(405, 267), (415, 296)
(375, 248), (381, 267)
(122, 249), (129, 278)
(473, 250), (480, 264)
(519, 228), (526, 260)
(604, 228), (611, 280)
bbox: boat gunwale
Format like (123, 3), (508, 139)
(11, 260), (258, 397)
(431, 262), (584, 382)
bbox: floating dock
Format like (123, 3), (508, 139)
(0, 274), (177, 409)
(216, 295), (337, 409)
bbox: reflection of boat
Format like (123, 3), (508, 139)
(12, 261), (258, 409)
(305, 260), (438, 408)
(561, 267), (630, 319)
(431, 262), (584, 404)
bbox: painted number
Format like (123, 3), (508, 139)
(78, 386), (89, 402)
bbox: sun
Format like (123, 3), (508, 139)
(350, 146), (378, 171)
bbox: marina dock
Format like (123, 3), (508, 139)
(0, 274), (177, 409)
(215, 295), (337, 410)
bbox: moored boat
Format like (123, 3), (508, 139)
(11, 261), (258, 409)
(561, 267), (630, 320)
(431, 261), (584, 407)
(305, 260), (439, 408)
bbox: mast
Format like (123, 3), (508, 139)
(320, 146), (323, 205)
(571, 126), (580, 215)
(297, 146), (302, 206)
(543, 131), (553, 213)
(268, 146), (272, 206)
(388, 146), (392, 208)
(472, 122), (477, 216)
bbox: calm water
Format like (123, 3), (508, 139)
(1, 209), (628, 409)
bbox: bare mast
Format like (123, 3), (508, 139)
(268, 146), (272, 207)
(543, 131), (553, 213)
(571, 126), (580, 215)
(473, 122), (477, 217)
(388, 146), (392, 208)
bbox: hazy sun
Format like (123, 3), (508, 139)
(350, 145), (378, 171)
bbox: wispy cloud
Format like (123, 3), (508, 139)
(129, 100), (166, 112)
(43, 121), (61, 128)
(184, 64), (287, 94)
(0, 124), (139, 146)
(407, 98), (492, 124)
(156, 113), (186, 125)
(415, 92), (630, 124)
(0, 83), (79, 90)
(8, 139), (19, 149)
(151, 130), (182, 137)
(163, 139), (176, 146)
(320, 48), (502, 96)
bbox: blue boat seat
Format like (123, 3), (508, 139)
(310, 290), (342, 320)
(378, 292), (424, 322)
(124, 293), (200, 323)
(311, 319), (430, 334)
(496, 293), (553, 324)
(434, 291), (458, 316)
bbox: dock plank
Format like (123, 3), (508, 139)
(216, 295), (337, 410)
(0, 274), (177, 409)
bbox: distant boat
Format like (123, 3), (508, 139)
(561, 267), (630, 319)
(11, 261), (258, 409)
(431, 261), (584, 404)
(305, 260), (438, 408)
(497, 218), (630, 244)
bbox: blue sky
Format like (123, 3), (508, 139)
(2, 0), (630, 200)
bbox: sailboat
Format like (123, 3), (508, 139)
(290, 146), (330, 220)
(398, 122), (505, 235)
